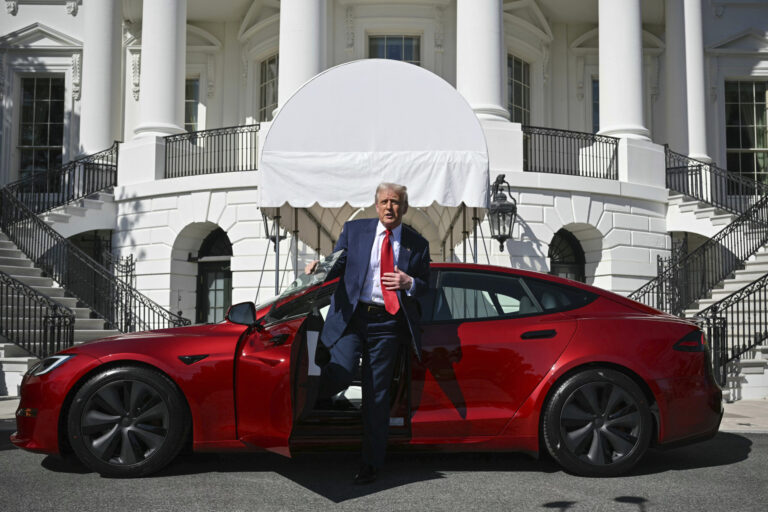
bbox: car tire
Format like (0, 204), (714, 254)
(67, 366), (190, 478)
(542, 368), (652, 477)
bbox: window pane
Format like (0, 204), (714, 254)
(49, 123), (63, 145)
(740, 82), (754, 103)
(725, 81), (740, 102)
(369, 37), (385, 58)
(726, 103), (740, 125)
(34, 149), (48, 170)
(35, 78), (50, 100)
(726, 127), (741, 148)
(386, 37), (402, 60)
(19, 149), (34, 170)
(432, 271), (535, 321)
(740, 105), (754, 125)
(727, 151), (741, 172)
(21, 78), (35, 101)
(34, 124), (48, 146)
(50, 149), (62, 169)
(35, 101), (49, 123)
(20, 123), (34, 145)
(49, 100), (64, 123)
(51, 78), (64, 99)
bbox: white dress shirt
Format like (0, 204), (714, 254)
(360, 221), (413, 304)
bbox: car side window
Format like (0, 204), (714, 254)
(522, 277), (597, 313)
(428, 270), (540, 322)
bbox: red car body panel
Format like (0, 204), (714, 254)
(11, 263), (722, 462)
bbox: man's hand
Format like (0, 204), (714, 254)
(304, 260), (319, 275)
(381, 266), (413, 291)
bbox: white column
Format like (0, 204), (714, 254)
(277, 0), (324, 109)
(684, 0), (710, 161)
(665, 0), (688, 154)
(456, 0), (508, 121)
(80, 0), (121, 153)
(598, 0), (649, 139)
(134, 0), (187, 137)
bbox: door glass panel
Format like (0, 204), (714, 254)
(431, 271), (537, 322)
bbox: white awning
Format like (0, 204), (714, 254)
(259, 59), (490, 259)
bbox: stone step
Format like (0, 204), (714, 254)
(0, 240), (15, 250)
(62, 204), (87, 217)
(42, 212), (70, 223)
(0, 257), (32, 267)
(81, 198), (103, 210)
(27, 286), (67, 298)
(0, 248), (22, 259)
(3, 329), (119, 343)
(693, 206), (718, 219)
(9, 275), (54, 287)
(677, 202), (708, 213)
(0, 304), (89, 318)
(0, 264), (42, 277)
(711, 213), (737, 226)
(0, 316), (105, 330)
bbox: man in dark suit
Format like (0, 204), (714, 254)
(306, 182), (430, 484)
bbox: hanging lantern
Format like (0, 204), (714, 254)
(488, 174), (517, 252)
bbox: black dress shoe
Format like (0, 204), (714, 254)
(353, 464), (377, 485)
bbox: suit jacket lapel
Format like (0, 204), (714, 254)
(397, 225), (411, 275)
(359, 219), (377, 283)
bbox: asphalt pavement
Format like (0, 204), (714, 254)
(1, 397), (767, 511)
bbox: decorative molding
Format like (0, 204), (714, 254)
(540, 41), (550, 84)
(434, 6), (445, 51)
(65, 0), (78, 16)
(575, 56), (585, 101)
(206, 54), (215, 97)
(0, 52), (5, 93)
(0, 22), (83, 49)
(6, 0), (17, 15)
(130, 50), (140, 101)
(345, 7), (355, 51)
(241, 50), (248, 85)
(71, 52), (81, 100)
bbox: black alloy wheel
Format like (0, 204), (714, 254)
(68, 366), (189, 478)
(542, 368), (652, 477)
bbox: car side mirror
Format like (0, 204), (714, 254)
(226, 302), (257, 327)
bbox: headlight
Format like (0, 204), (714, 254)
(26, 355), (75, 376)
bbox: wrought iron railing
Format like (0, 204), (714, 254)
(0, 270), (75, 359)
(629, 195), (768, 315)
(666, 148), (766, 215)
(100, 249), (136, 288)
(165, 124), (260, 179)
(6, 142), (118, 215)
(0, 188), (190, 332)
(696, 272), (768, 387)
(521, 126), (619, 180)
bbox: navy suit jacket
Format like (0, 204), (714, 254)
(320, 218), (431, 360)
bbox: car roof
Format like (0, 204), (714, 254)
(430, 262), (663, 316)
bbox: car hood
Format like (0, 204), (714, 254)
(61, 322), (248, 357)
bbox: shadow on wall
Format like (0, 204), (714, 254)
(504, 217), (549, 272)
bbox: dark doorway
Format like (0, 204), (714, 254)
(548, 229), (586, 283)
(195, 228), (232, 324)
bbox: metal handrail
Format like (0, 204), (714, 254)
(6, 142), (118, 215)
(695, 271), (768, 387)
(100, 250), (136, 288)
(0, 188), (190, 332)
(666, 148), (766, 215)
(165, 124), (260, 178)
(629, 195), (768, 315)
(0, 270), (75, 359)
(521, 126), (619, 180)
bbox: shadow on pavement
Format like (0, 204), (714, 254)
(630, 432), (752, 476)
(0, 419), (17, 451)
(33, 432), (753, 503)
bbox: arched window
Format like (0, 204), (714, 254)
(548, 229), (585, 283)
(195, 228), (233, 324)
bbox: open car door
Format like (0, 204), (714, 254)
(234, 251), (343, 456)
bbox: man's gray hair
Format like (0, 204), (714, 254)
(375, 182), (409, 207)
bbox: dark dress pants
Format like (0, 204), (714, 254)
(319, 305), (405, 468)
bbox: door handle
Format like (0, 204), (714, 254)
(521, 329), (557, 340)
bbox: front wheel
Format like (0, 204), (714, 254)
(67, 366), (190, 478)
(542, 368), (652, 477)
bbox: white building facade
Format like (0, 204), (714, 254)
(1, 0), (767, 330)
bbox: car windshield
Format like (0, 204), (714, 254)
(274, 249), (344, 304)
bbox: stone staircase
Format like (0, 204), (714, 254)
(39, 191), (117, 239)
(666, 193), (738, 238)
(681, 243), (768, 401)
(0, 231), (120, 398)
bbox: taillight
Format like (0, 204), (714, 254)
(674, 330), (706, 352)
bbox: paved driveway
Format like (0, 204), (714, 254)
(1, 416), (766, 512)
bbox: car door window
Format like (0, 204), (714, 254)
(522, 277), (597, 313)
(428, 270), (540, 322)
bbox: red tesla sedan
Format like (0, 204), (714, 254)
(11, 254), (722, 478)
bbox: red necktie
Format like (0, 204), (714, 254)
(380, 229), (400, 315)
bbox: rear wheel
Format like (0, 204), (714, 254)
(542, 368), (652, 477)
(67, 366), (189, 477)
